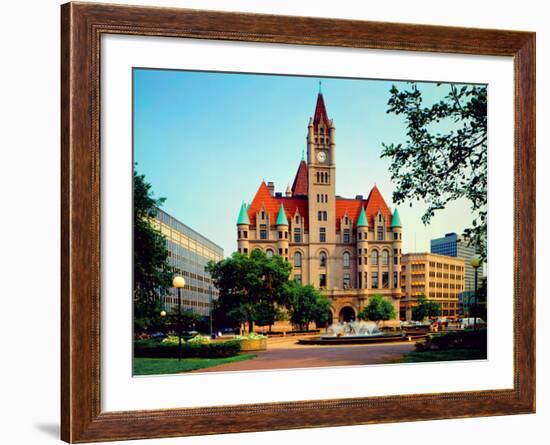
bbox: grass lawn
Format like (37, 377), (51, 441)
(134, 354), (257, 376)
(400, 349), (487, 363)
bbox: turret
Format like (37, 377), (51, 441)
(285, 183), (292, 197)
(356, 207), (369, 289)
(276, 203), (289, 260)
(236, 202), (250, 254)
(391, 208), (402, 286)
(307, 117), (314, 163)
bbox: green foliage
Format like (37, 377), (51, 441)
(415, 329), (487, 352)
(164, 307), (203, 332)
(133, 164), (172, 334)
(134, 339), (242, 359)
(358, 294), (395, 322)
(381, 83), (487, 257)
(470, 276), (488, 320)
(400, 349), (487, 363)
(133, 355), (257, 375)
(206, 250), (292, 332)
(411, 295), (440, 321)
(286, 282), (332, 330)
(233, 333), (267, 340)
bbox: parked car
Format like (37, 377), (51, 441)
(459, 317), (487, 329)
(150, 332), (167, 340)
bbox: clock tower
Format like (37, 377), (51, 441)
(307, 90), (337, 287)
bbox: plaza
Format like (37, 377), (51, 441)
(192, 336), (416, 372)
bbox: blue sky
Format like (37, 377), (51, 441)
(134, 68), (477, 256)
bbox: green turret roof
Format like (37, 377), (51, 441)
(236, 202), (250, 225)
(357, 206), (368, 227)
(276, 203), (288, 225)
(391, 208), (402, 227)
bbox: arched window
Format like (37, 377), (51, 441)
(343, 252), (350, 268)
(382, 250), (389, 265)
(317, 172), (321, 183)
(266, 249), (273, 259)
(324, 172), (328, 183)
(371, 250), (379, 266)
(319, 251), (327, 267)
(294, 251), (302, 267)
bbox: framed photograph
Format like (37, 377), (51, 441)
(61, 2), (535, 442)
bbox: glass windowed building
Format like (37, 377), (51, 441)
(152, 208), (224, 316)
(430, 232), (484, 314)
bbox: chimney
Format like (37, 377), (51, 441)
(355, 195), (364, 200)
(267, 182), (275, 196)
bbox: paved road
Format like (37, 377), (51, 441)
(193, 339), (416, 373)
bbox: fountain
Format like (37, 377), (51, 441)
(323, 320), (383, 338)
(297, 320), (428, 345)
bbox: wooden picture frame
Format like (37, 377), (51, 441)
(61, 2), (535, 442)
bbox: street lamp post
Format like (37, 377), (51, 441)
(172, 276), (186, 361)
(208, 285), (214, 339)
(470, 256), (482, 331)
(160, 309), (166, 336)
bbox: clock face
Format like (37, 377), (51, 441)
(316, 151), (327, 163)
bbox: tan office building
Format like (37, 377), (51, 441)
(236, 91), (403, 323)
(400, 252), (465, 320)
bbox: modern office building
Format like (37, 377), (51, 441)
(430, 232), (479, 296)
(152, 208), (224, 316)
(400, 252), (465, 320)
(236, 90), (403, 323)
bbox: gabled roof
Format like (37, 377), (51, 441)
(291, 160), (308, 196)
(248, 181), (309, 230)
(236, 202), (250, 225)
(365, 185), (392, 225)
(313, 93), (330, 132)
(335, 185), (392, 231)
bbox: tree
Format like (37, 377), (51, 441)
(286, 282), (332, 331)
(165, 307), (203, 333)
(133, 165), (172, 334)
(411, 295), (440, 321)
(206, 250), (291, 333)
(358, 294), (395, 323)
(471, 276), (487, 321)
(381, 83), (487, 257)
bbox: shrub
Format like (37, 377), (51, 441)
(416, 329), (487, 352)
(134, 339), (241, 359)
(233, 333), (267, 340)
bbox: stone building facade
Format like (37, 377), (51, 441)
(236, 92), (403, 323)
(400, 252), (465, 320)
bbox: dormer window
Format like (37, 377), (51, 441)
(261, 210), (265, 220)
(295, 215), (299, 224)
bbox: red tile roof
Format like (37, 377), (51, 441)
(248, 181), (309, 230)
(247, 180), (391, 233)
(313, 93), (330, 132)
(291, 160), (308, 196)
(335, 187), (392, 231)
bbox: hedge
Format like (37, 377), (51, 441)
(416, 329), (487, 352)
(134, 339), (241, 359)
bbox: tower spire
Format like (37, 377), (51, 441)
(319, 80), (322, 94)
